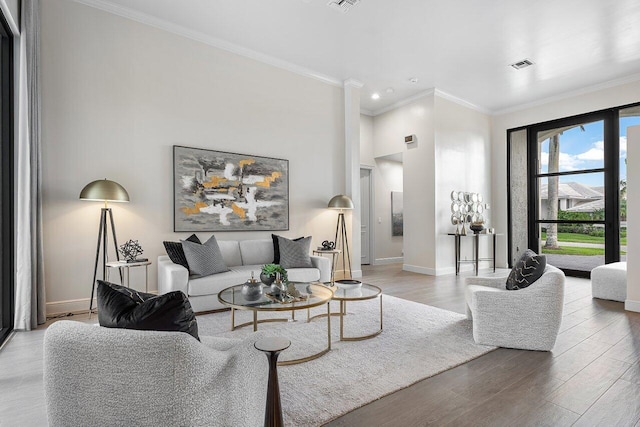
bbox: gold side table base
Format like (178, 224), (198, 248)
(339, 296), (383, 341)
(230, 303), (332, 366)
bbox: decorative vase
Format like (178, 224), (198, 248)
(270, 282), (285, 296)
(470, 222), (485, 234)
(241, 281), (263, 301)
(260, 272), (275, 286)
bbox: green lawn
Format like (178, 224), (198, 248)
(541, 231), (627, 246)
(541, 247), (605, 256)
(541, 246), (627, 256)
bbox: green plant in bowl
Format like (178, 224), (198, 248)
(260, 264), (288, 285)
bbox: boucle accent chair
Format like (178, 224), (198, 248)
(465, 265), (565, 351)
(44, 321), (267, 427)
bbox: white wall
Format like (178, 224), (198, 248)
(41, 0), (345, 314)
(434, 96), (492, 273)
(373, 95), (436, 273)
(374, 158), (403, 261)
(491, 79), (640, 267)
(626, 125), (640, 313)
(360, 114), (404, 263)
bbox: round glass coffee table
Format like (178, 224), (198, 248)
(309, 282), (383, 341)
(218, 282), (334, 365)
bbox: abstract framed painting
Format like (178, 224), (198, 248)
(174, 146), (289, 232)
(391, 191), (403, 236)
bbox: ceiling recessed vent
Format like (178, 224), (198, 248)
(327, 0), (360, 13)
(510, 59), (534, 70)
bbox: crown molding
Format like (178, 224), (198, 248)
(73, 0), (343, 87)
(370, 89), (435, 116)
(343, 78), (364, 88)
(360, 109), (374, 116)
(434, 89), (491, 115)
(493, 72), (640, 116)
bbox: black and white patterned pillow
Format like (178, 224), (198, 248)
(277, 236), (313, 269)
(181, 235), (230, 277)
(506, 249), (547, 290)
(163, 234), (201, 270)
(272, 234), (303, 263)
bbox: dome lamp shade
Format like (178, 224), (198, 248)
(79, 179), (130, 203)
(327, 194), (354, 210)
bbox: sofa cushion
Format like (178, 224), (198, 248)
(506, 249), (546, 290)
(188, 268), (252, 297)
(272, 234), (303, 263)
(218, 240), (243, 267)
(163, 234), (201, 270)
(239, 239), (274, 266)
(278, 236), (313, 269)
(97, 280), (199, 340)
(182, 235), (230, 277)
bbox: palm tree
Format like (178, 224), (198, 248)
(545, 134), (560, 248)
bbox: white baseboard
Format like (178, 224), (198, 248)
(46, 298), (96, 316)
(47, 289), (158, 316)
(403, 264), (436, 276)
(403, 263), (479, 276)
(352, 270), (363, 279)
(625, 299), (640, 313)
(375, 257), (403, 265)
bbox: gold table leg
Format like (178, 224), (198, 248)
(278, 302), (331, 366)
(340, 295), (383, 341)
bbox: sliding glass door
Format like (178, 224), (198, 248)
(510, 104), (640, 277)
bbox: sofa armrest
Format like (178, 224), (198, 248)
(310, 255), (331, 283)
(158, 256), (189, 296)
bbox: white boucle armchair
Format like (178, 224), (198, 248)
(465, 265), (565, 351)
(44, 321), (267, 427)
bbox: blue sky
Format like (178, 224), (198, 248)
(539, 115), (640, 187)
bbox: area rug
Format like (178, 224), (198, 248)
(197, 295), (495, 426)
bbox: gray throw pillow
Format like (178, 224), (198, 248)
(181, 235), (230, 277)
(506, 249), (546, 290)
(277, 236), (313, 269)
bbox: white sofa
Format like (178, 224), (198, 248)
(158, 238), (331, 312)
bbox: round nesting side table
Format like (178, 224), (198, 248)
(333, 283), (383, 341)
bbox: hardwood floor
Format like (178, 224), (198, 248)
(328, 264), (640, 427)
(1, 264), (639, 426)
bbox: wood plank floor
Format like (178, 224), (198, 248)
(1, 264), (639, 426)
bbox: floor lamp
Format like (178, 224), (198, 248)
(328, 194), (354, 280)
(80, 179), (130, 314)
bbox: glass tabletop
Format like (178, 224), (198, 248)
(218, 282), (333, 311)
(330, 283), (381, 301)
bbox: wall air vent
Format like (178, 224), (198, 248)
(510, 59), (534, 70)
(327, 0), (360, 13)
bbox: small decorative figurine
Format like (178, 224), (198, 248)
(119, 240), (147, 263)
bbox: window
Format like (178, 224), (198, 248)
(508, 103), (640, 277)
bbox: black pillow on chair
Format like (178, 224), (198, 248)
(163, 233), (201, 270)
(505, 249), (547, 290)
(97, 280), (199, 340)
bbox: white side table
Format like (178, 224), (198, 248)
(312, 249), (341, 285)
(106, 260), (151, 293)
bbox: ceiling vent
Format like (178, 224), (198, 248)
(327, 0), (360, 13)
(510, 59), (534, 70)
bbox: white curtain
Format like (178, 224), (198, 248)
(15, 0), (45, 331)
